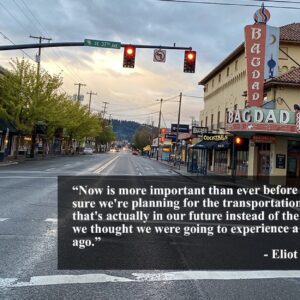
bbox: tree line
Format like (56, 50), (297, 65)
(0, 58), (115, 156)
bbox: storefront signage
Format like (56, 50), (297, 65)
(192, 126), (208, 135)
(296, 111), (300, 132)
(227, 108), (294, 124)
(202, 134), (227, 141)
(171, 124), (189, 133)
(244, 5), (272, 107)
(226, 108), (300, 135)
(251, 135), (276, 143)
(165, 134), (176, 142)
(276, 154), (286, 169)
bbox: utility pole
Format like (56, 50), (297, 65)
(102, 101), (109, 118)
(176, 92), (183, 149)
(29, 35), (51, 158)
(86, 90), (97, 113)
(156, 98), (163, 160)
(29, 35), (52, 77)
(74, 83), (86, 102)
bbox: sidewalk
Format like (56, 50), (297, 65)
(149, 156), (263, 188)
(0, 152), (92, 167)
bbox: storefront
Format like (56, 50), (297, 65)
(187, 134), (232, 174)
(226, 107), (300, 184)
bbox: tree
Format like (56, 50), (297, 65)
(132, 126), (151, 151)
(0, 58), (102, 157)
(95, 119), (116, 152)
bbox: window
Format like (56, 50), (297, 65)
(226, 67), (230, 77)
(225, 108), (228, 122)
(205, 84), (208, 92)
(205, 116), (208, 127)
(279, 47), (288, 60)
(234, 104), (238, 110)
(235, 60), (238, 71)
(211, 114), (214, 130)
(217, 111), (220, 128)
(200, 120), (203, 127)
(212, 79), (214, 88)
(218, 73), (221, 83)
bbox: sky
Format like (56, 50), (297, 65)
(0, 0), (299, 128)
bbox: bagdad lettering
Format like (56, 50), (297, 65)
(227, 109), (291, 124)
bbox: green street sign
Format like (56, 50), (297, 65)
(84, 39), (121, 49)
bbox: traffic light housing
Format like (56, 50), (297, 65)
(184, 50), (196, 73)
(123, 46), (136, 68)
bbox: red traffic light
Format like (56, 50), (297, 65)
(123, 46), (136, 68)
(184, 50), (196, 73)
(126, 47), (134, 55)
(234, 136), (243, 145)
(187, 52), (195, 60)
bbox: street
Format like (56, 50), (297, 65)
(1, 151), (300, 299)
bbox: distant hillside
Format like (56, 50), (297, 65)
(111, 119), (142, 142)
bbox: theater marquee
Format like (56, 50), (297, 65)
(226, 108), (300, 135)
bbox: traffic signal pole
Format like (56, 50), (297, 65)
(156, 98), (163, 161)
(0, 42), (192, 51)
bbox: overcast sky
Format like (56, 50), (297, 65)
(0, 0), (299, 127)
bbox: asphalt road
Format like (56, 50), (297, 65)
(0, 151), (300, 299)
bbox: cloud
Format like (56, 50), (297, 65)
(0, 0), (299, 125)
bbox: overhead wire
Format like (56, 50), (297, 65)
(158, 0), (300, 9)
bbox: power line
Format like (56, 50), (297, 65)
(252, 0), (300, 4)
(158, 0), (300, 9)
(15, 0), (85, 83)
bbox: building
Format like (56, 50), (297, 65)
(198, 23), (300, 184)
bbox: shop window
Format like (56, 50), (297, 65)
(214, 150), (228, 174)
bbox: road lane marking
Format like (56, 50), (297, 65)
(45, 218), (57, 223)
(93, 155), (120, 174)
(1, 271), (300, 288)
(0, 177), (56, 179)
(45, 168), (56, 171)
(0, 218), (8, 222)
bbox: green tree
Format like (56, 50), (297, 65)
(132, 126), (151, 151)
(0, 58), (102, 157)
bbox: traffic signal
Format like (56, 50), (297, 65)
(123, 46), (136, 68)
(184, 50), (196, 73)
(234, 136), (244, 145)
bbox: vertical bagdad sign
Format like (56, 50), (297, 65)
(244, 4), (274, 107)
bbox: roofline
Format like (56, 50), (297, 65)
(265, 81), (300, 89)
(198, 39), (300, 86)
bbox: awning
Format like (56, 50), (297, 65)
(193, 140), (217, 149)
(0, 119), (17, 134)
(214, 139), (232, 150)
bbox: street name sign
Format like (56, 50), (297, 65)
(84, 39), (121, 49)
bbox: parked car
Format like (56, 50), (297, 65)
(132, 150), (138, 155)
(83, 147), (93, 155)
